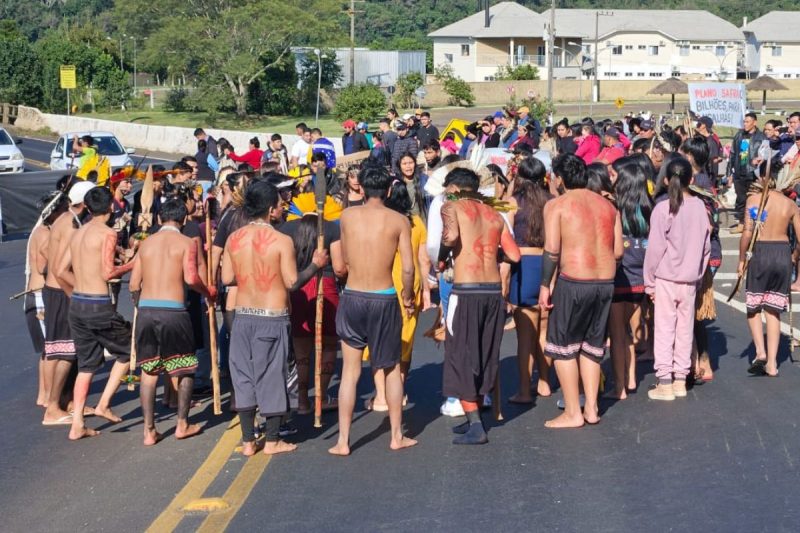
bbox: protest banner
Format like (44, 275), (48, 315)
(688, 82), (747, 129)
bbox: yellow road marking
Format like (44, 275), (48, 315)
(196, 452), (272, 532)
(145, 418), (241, 533)
(26, 159), (50, 169)
(182, 497), (230, 513)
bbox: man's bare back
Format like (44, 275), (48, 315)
(68, 222), (124, 296)
(133, 228), (203, 302)
(340, 203), (414, 296)
(744, 190), (800, 243)
(27, 225), (49, 291)
(46, 211), (79, 289)
(544, 189), (622, 280)
(222, 224), (296, 309)
(441, 199), (520, 283)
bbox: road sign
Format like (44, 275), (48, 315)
(615, 97), (625, 109)
(415, 86), (427, 99)
(60, 65), (77, 89)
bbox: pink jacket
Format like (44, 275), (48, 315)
(643, 196), (710, 293)
(575, 134), (601, 164)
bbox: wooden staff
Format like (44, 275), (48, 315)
(492, 374), (503, 421)
(127, 308), (138, 391)
(206, 196), (222, 415)
(313, 168), (327, 428)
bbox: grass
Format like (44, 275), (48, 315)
(82, 110), (344, 136)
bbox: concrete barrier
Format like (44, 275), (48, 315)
(14, 106), (345, 158)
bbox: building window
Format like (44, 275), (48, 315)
(461, 44), (469, 57)
(625, 72), (633, 77)
(692, 45), (700, 50)
(444, 53), (453, 63)
(605, 72), (618, 77)
(648, 46), (659, 56)
(612, 45), (622, 55)
(679, 46), (690, 56)
(637, 72), (645, 77)
(625, 45), (633, 50)
(672, 70), (681, 77)
(650, 72), (663, 77)
(583, 44), (591, 54)
(784, 74), (792, 79)
(715, 45), (725, 56)
(638, 45), (646, 50)
(772, 46), (782, 57)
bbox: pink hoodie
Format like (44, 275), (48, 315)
(643, 195), (710, 294)
(575, 134), (600, 164)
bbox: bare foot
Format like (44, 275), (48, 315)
(583, 406), (601, 425)
(390, 436), (418, 451)
(143, 428), (163, 446)
(175, 423), (203, 440)
(536, 382), (552, 397)
(545, 412), (585, 429)
(93, 406), (122, 424)
(241, 440), (264, 456)
(43, 406), (72, 425)
(611, 387), (628, 400)
(37, 396), (48, 407)
(766, 363), (779, 377)
(508, 392), (534, 404)
(328, 441), (351, 456)
(627, 379), (637, 391)
(69, 426), (100, 440)
(263, 440), (297, 455)
(791, 282), (800, 293)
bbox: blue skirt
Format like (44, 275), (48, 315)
(509, 254), (543, 307)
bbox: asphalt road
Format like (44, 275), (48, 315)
(1, 219), (800, 531)
(14, 135), (178, 173)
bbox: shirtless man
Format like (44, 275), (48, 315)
(439, 168), (521, 445)
(221, 180), (327, 456)
(27, 192), (68, 406)
(741, 163), (800, 377)
(56, 187), (135, 439)
(41, 180), (96, 426)
(540, 153), (623, 428)
(329, 165), (418, 456)
(130, 198), (213, 445)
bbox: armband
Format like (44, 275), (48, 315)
(541, 250), (560, 287)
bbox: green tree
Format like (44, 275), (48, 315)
(495, 64), (540, 81)
(434, 64), (474, 107)
(124, 0), (343, 118)
(0, 33), (43, 106)
(394, 72), (424, 109)
(334, 83), (386, 122)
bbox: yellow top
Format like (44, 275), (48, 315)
(391, 214), (427, 301)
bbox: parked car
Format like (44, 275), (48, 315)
(50, 131), (135, 172)
(0, 127), (25, 174)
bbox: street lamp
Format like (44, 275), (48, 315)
(313, 49), (326, 126)
(554, 41), (584, 117)
(592, 10), (614, 112)
(106, 36), (124, 70)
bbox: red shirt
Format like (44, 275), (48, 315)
(229, 149), (265, 170)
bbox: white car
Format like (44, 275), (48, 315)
(0, 127), (25, 174)
(50, 131), (135, 172)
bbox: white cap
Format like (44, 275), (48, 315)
(68, 180), (96, 206)
(402, 113), (413, 121)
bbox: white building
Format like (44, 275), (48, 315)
(429, 3), (744, 82)
(742, 12), (800, 80)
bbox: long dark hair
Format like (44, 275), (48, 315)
(514, 156), (549, 246)
(666, 157), (693, 215)
(586, 162), (614, 197)
(612, 157), (653, 238)
(291, 213), (319, 271)
(385, 179), (412, 220)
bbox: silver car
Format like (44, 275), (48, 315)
(50, 131), (135, 172)
(0, 127), (25, 174)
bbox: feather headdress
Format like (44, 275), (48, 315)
(286, 192), (342, 221)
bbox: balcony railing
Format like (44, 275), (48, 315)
(477, 54), (565, 68)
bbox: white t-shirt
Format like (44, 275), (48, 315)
(290, 139), (311, 165)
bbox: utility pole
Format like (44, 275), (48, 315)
(591, 10), (613, 115)
(547, 0), (556, 107)
(346, 0), (365, 85)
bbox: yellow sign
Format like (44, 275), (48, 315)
(615, 97), (625, 109)
(60, 65), (76, 89)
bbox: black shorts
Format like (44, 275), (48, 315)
(746, 241), (792, 314)
(544, 275), (613, 362)
(69, 294), (131, 374)
(443, 284), (505, 401)
(230, 312), (291, 417)
(336, 289), (402, 369)
(136, 306), (198, 376)
(43, 285), (75, 361)
(24, 291), (45, 357)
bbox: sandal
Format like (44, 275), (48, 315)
(748, 358), (767, 376)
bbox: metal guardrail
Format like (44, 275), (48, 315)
(0, 103), (18, 126)
(477, 54), (565, 68)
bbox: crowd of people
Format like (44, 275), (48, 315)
(21, 104), (800, 453)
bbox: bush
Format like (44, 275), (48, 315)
(518, 94), (556, 124)
(333, 83), (386, 122)
(165, 87), (188, 112)
(434, 64), (474, 107)
(395, 71), (424, 109)
(495, 64), (540, 81)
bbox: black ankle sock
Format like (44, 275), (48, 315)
(453, 420), (488, 445)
